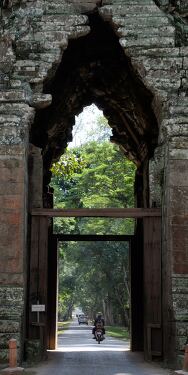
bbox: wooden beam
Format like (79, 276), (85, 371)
(28, 216), (48, 345)
(47, 236), (58, 350)
(55, 234), (132, 241)
(143, 216), (162, 360)
(31, 208), (161, 218)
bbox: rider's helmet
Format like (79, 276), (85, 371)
(97, 312), (102, 318)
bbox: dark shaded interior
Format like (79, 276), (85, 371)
(30, 11), (159, 191)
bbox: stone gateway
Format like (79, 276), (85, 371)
(0, 0), (188, 369)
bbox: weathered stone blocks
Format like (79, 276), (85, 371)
(0, 287), (24, 362)
(0, 37), (15, 73)
(172, 277), (188, 352)
(0, 0), (187, 368)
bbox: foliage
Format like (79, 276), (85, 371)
(58, 240), (130, 326)
(105, 326), (130, 340)
(51, 150), (86, 179)
(58, 321), (71, 334)
(50, 112), (136, 327)
(51, 141), (136, 235)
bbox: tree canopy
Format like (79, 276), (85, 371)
(50, 110), (136, 327)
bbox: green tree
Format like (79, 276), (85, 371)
(58, 240), (130, 327)
(51, 141), (136, 235)
(50, 113), (136, 328)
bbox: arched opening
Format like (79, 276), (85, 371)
(30, 11), (158, 206)
(28, 10), (161, 362)
(50, 106), (136, 351)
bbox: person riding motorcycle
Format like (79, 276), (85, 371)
(92, 312), (105, 337)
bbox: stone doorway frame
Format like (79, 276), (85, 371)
(29, 207), (161, 360)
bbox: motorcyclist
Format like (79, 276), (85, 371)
(92, 312), (105, 338)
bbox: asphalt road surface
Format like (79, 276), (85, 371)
(30, 320), (171, 375)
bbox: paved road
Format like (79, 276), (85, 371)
(30, 320), (171, 375)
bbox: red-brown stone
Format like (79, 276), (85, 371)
(174, 263), (188, 274)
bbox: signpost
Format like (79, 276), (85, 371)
(31, 305), (45, 312)
(31, 301), (45, 323)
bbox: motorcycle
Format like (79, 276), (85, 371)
(95, 327), (104, 344)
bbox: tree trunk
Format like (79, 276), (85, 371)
(103, 296), (114, 325)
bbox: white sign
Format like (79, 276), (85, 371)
(31, 304), (45, 312)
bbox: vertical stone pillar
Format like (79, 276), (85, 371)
(28, 144), (43, 210)
(149, 145), (165, 208)
(0, 104), (35, 363)
(162, 137), (188, 367)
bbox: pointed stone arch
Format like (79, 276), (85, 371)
(0, 0), (188, 368)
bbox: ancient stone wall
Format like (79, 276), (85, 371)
(156, 0), (188, 45)
(99, 1), (188, 364)
(0, 0), (188, 366)
(0, 0), (91, 363)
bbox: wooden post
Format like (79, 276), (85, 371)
(9, 339), (17, 368)
(183, 344), (188, 372)
(47, 235), (58, 350)
(143, 216), (162, 360)
(130, 224), (144, 352)
(28, 215), (49, 356)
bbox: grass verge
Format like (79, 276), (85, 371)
(58, 320), (72, 334)
(106, 326), (130, 341)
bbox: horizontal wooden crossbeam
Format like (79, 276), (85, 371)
(55, 234), (133, 241)
(31, 208), (161, 218)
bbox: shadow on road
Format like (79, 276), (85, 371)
(27, 322), (170, 375)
